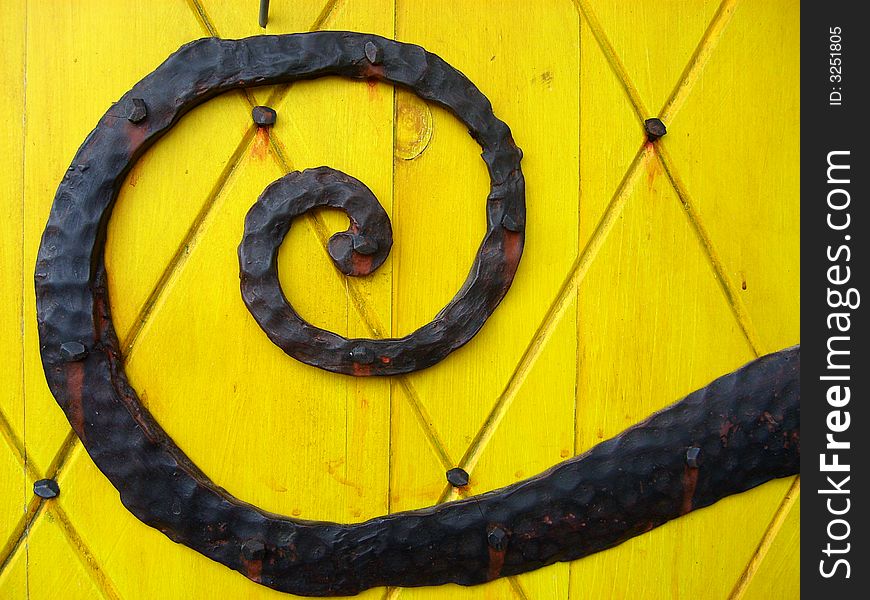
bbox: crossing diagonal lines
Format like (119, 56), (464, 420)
(435, 0), (748, 507)
(1, 0), (348, 592)
(3, 0), (798, 597)
(386, 1), (757, 597)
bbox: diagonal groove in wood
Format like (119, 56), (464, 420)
(120, 127), (256, 357)
(394, 379), (453, 471)
(660, 0), (740, 123)
(267, 133), (455, 471)
(573, 0), (740, 127)
(0, 408), (31, 481)
(51, 503), (123, 600)
(122, 0), (345, 357)
(0, 429), (80, 578)
(0, 496), (41, 578)
(310, 0), (343, 32)
(571, 0), (648, 121)
(454, 144), (649, 477)
(186, 0), (217, 37)
(381, 585), (401, 600)
(508, 575), (533, 600)
(728, 476), (800, 600)
(655, 144), (762, 356)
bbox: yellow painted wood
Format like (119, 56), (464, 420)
(390, 2), (580, 599)
(4, 0), (799, 598)
(739, 486), (800, 600)
(571, 1), (799, 598)
(24, 508), (115, 600)
(662, 0), (801, 354)
(21, 0), (209, 477)
(0, 2), (27, 597)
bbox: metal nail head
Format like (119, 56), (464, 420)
(446, 467), (470, 487)
(252, 105), (277, 127)
(686, 446), (701, 469)
(34, 478), (61, 499)
(644, 118), (667, 141)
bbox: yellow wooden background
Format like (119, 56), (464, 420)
(0, 1), (800, 598)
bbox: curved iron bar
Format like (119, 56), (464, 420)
(35, 32), (799, 596)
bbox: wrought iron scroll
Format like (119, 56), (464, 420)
(35, 33), (800, 597)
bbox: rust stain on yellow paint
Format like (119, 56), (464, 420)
(0, 0), (798, 599)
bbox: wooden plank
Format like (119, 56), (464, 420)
(660, 0), (801, 354)
(21, 0), (218, 478)
(42, 1), (396, 599)
(391, 1), (580, 599)
(0, 1), (27, 596)
(571, 0), (800, 597)
(737, 482), (800, 600)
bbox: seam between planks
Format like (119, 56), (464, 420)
(569, 6), (583, 600)
(20, 0), (29, 596)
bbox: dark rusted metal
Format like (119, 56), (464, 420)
(35, 33), (799, 597)
(59, 341), (88, 362)
(644, 117), (667, 141)
(252, 105), (277, 127)
(259, 0), (270, 28)
(33, 479), (60, 499)
(446, 467), (470, 487)
(364, 41), (382, 65)
(487, 526), (508, 552)
(235, 40), (524, 377)
(128, 98), (148, 123)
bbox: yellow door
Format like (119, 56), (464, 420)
(1, 1), (799, 598)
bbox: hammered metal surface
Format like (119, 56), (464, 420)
(34, 32), (799, 597)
